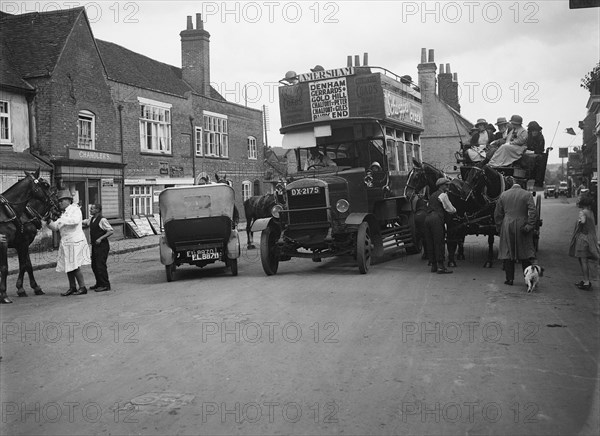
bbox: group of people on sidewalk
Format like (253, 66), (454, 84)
(47, 190), (113, 296)
(464, 114), (546, 186)
(423, 178), (598, 290)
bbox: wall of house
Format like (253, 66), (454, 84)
(35, 14), (118, 158)
(0, 91), (29, 151)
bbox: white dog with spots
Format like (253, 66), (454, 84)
(524, 264), (543, 293)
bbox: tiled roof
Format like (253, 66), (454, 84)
(0, 8), (83, 79)
(97, 39), (225, 100)
(0, 43), (34, 91)
(0, 149), (53, 171)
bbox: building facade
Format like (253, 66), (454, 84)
(1, 9), (265, 238)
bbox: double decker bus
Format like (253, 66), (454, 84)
(253, 63), (425, 274)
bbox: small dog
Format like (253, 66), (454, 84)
(524, 265), (543, 293)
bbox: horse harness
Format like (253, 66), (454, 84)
(0, 175), (50, 234)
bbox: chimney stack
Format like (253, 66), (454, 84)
(180, 13), (211, 96)
(417, 47), (437, 101)
(437, 62), (460, 113)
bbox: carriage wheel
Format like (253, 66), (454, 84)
(534, 196), (542, 252)
(230, 258), (238, 276)
(356, 222), (372, 274)
(260, 226), (280, 276)
(165, 263), (176, 282)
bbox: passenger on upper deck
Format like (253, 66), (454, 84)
(304, 147), (337, 170)
(486, 117), (510, 159)
(466, 119), (490, 163)
(487, 115), (528, 167)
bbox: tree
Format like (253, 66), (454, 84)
(581, 62), (600, 94)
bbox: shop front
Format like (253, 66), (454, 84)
(53, 148), (125, 238)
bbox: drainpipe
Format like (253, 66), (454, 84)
(118, 104), (126, 222)
(27, 94), (55, 178)
(189, 115), (196, 184)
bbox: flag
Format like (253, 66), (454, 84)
(565, 127), (576, 135)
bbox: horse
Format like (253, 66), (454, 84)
(405, 160), (466, 264)
(243, 193), (277, 249)
(404, 160), (517, 268)
(9, 191), (60, 298)
(1, 169), (56, 304)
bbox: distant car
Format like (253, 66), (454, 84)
(544, 185), (557, 199)
(558, 181), (569, 197)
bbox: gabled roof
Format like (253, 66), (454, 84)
(97, 39), (225, 100)
(0, 8), (84, 79)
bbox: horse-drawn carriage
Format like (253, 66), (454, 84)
(406, 155), (543, 268)
(158, 184), (240, 282)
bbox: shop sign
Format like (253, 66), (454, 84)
(159, 162), (169, 175)
(101, 178), (114, 187)
(68, 148), (122, 164)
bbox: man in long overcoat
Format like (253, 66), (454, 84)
(494, 183), (537, 285)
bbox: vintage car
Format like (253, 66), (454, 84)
(158, 184), (240, 281)
(558, 181), (570, 197)
(544, 184), (557, 198)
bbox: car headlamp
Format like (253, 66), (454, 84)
(336, 199), (349, 213)
(271, 204), (283, 218)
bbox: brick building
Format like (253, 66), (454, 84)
(0, 8), (264, 237)
(417, 48), (472, 175)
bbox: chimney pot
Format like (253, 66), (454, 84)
(421, 48), (427, 63)
(363, 52), (368, 66)
(428, 49), (434, 63)
(439, 64), (445, 74)
(354, 55), (360, 67)
(453, 72), (458, 81)
(347, 55), (352, 67)
(196, 13), (203, 30)
(187, 15), (193, 30)
(446, 63), (451, 74)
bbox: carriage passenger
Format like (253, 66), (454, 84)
(465, 119), (490, 163)
(485, 117), (510, 161)
(487, 115), (528, 168)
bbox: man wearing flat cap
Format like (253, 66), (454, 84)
(488, 115), (528, 167)
(47, 190), (90, 296)
(424, 177), (457, 274)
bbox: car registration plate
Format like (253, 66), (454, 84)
(188, 249), (220, 261)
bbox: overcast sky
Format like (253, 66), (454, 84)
(8, 1), (599, 164)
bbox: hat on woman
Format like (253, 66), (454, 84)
(495, 117), (508, 125)
(486, 123), (496, 132)
(475, 118), (487, 127)
(57, 190), (73, 201)
(436, 177), (449, 187)
(509, 114), (523, 125)
(527, 121), (542, 131)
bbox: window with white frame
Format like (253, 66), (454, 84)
(139, 97), (172, 154)
(195, 126), (203, 156)
(242, 181), (252, 201)
(77, 110), (95, 149)
(248, 136), (257, 160)
(203, 111), (228, 157)
(131, 186), (153, 216)
(0, 101), (10, 144)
